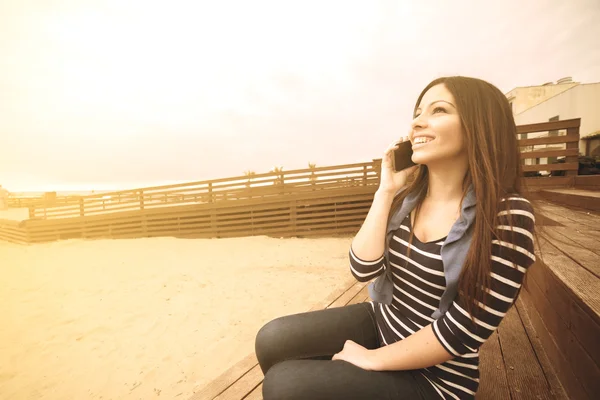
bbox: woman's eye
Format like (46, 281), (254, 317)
(432, 107), (446, 114)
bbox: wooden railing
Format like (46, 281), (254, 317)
(7, 194), (82, 208)
(518, 118), (581, 185)
(21, 161), (381, 220)
(0, 118), (585, 244)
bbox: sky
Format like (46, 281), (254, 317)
(1, 0), (599, 192)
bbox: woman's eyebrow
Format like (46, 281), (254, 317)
(415, 100), (456, 112)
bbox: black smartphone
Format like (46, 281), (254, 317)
(392, 140), (417, 172)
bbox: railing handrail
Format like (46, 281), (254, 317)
(516, 118), (580, 134)
(11, 118), (583, 219)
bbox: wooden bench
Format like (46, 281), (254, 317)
(525, 198), (600, 399)
(190, 192), (599, 400)
(190, 284), (568, 399)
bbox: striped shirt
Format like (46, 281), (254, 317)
(349, 197), (536, 399)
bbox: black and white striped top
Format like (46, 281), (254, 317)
(349, 197), (536, 399)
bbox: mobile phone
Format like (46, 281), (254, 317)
(392, 140), (417, 172)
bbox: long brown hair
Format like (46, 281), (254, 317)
(388, 76), (528, 320)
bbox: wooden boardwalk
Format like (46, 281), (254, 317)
(189, 195), (600, 400)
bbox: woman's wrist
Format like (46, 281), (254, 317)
(375, 188), (398, 200)
(366, 348), (384, 371)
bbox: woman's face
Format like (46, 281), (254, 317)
(409, 84), (467, 166)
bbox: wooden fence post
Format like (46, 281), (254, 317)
(139, 190), (145, 210)
(372, 159), (382, 186)
(208, 183), (213, 203)
(210, 207), (217, 238)
(566, 126), (580, 182)
(290, 200), (297, 236)
(79, 198), (85, 217)
(28, 206), (35, 219)
(363, 166), (367, 186)
(141, 214), (148, 236)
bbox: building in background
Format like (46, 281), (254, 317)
(582, 131), (600, 157)
(505, 77), (600, 166)
(505, 77), (580, 115)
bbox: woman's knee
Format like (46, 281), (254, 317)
(255, 317), (286, 373)
(261, 362), (285, 400)
(262, 361), (308, 400)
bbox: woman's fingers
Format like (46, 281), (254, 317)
(384, 136), (411, 161)
(403, 165), (418, 175)
(385, 137), (404, 154)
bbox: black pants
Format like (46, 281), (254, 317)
(255, 302), (439, 399)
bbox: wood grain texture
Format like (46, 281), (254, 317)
(539, 189), (600, 212)
(213, 366), (263, 400)
(536, 238), (600, 323)
(521, 288), (592, 400)
(476, 331), (511, 400)
(241, 384), (262, 400)
(189, 353), (259, 400)
(543, 228), (600, 278)
(519, 133), (579, 147)
(526, 276), (600, 398)
(538, 202), (600, 231)
(516, 118), (580, 134)
(515, 297), (569, 399)
(548, 226), (600, 256)
(497, 306), (553, 399)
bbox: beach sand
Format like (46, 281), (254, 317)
(0, 235), (355, 399)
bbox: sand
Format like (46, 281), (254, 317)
(0, 235), (355, 399)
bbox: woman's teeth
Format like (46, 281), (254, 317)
(413, 137), (433, 145)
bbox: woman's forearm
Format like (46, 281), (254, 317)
(351, 189), (396, 261)
(370, 324), (453, 371)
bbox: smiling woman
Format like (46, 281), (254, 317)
(255, 76), (535, 400)
(411, 89), (466, 167)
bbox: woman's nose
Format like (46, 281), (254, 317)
(411, 114), (427, 130)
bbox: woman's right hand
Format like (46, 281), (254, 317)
(378, 137), (419, 195)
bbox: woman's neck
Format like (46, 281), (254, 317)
(425, 163), (468, 204)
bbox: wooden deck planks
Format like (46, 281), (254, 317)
(539, 189), (600, 211)
(547, 226), (600, 256)
(525, 265), (600, 399)
(213, 366), (263, 400)
(476, 331), (511, 400)
(514, 297), (569, 400)
(190, 354), (260, 400)
(542, 227), (600, 278)
(496, 306), (554, 399)
(536, 239), (600, 323)
(538, 202), (599, 231)
(520, 288), (592, 400)
(241, 385), (262, 400)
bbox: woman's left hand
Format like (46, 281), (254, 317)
(332, 340), (378, 371)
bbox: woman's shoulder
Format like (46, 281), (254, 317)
(499, 194), (533, 209)
(498, 194), (535, 227)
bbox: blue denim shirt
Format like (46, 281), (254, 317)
(368, 185), (477, 319)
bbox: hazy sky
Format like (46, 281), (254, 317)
(1, 0), (599, 191)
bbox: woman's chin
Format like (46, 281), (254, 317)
(411, 154), (430, 165)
